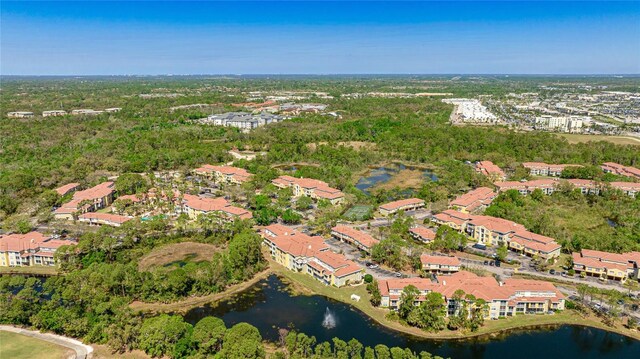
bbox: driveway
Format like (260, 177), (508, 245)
(0, 325), (93, 359)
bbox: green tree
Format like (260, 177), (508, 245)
(193, 317), (226, 355)
(115, 173), (149, 195)
(138, 314), (192, 358)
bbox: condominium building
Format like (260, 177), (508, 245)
(78, 212), (133, 227)
(475, 161), (506, 181)
(535, 115), (584, 133)
(194, 165), (252, 184)
(331, 225), (379, 253)
(378, 271), (565, 318)
(610, 182), (640, 198)
(378, 198), (425, 216)
(204, 112), (284, 131)
(522, 162), (582, 177)
(182, 194), (252, 220)
(7, 111), (34, 118)
(573, 249), (640, 282)
(71, 109), (104, 115)
(494, 179), (558, 196)
(409, 226), (437, 243)
(42, 110), (67, 117)
(272, 175), (345, 205)
(449, 187), (497, 213)
(465, 215), (527, 246)
(0, 232), (75, 267)
(420, 254), (461, 274)
(431, 210), (473, 232)
(260, 224), (363, 287)
(54, 182), (116, 220)
(54, 182), (80, 196)
(601, 162), (640, 180)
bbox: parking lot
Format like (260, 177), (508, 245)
(324, 238), (410, 279)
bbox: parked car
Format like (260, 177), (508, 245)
(369, 264), (379, 269)
(549, 269), (556, 275)
(394, 272), (402, 278)
(483, 260), (489, 265)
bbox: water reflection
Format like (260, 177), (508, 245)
(355, 163), (438, 195)
(182, 275), (640, 359)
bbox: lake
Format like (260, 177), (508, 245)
(355, 164), (438, 195)
(183, 275), (640, 359)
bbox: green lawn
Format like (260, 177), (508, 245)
(0, 331), (74, 359)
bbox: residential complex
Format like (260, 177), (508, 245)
(43, 110), (68, 117)
(378, 198), (425, 216)
(7, 111), (34, 118)
(0, 232), (75, 267)
(601, 162), (640, 180)
(78, 212), (133, 227)
(272, 175), (345, 205)
(54, 182), (80, 196)
(409, 226), (437, 243)
(495, 178), (638, 198)
(182, 194), (252, 220)
(194, 165), (252, 184)
(522, 162), (582, 177)
(535, 115), (585, 133)
(420, 254), (461, 274)
(54, 182), (116, 219)
(572, 249), (640, 283)
(331, 225), (379, 253)
(201, 112), (285, 131)
(474, 161), (506, 181)
(378, 271), (565, 318)
(260, 224), (363, 287)
(449, 187), (497, 213)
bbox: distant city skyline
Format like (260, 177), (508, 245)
(2, 1), (639, 75)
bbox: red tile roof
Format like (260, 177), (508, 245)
(450, 187), (497, 211)
(78, 212), (132, 224)
(475, 161), (506, 179)
(331, 225), (379, 248)
(409, 226), (437, 241)
(55, 183), (80, 196)
(379, 198), (425, 211)
(420, 254), (461, 266)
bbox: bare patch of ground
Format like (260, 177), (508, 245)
(138, 242), (220, 271)
(373, 169), (425, 191)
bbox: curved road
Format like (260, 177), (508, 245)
(0, 325), (93, 359)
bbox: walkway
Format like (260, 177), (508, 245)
(0, 325), (93, 359)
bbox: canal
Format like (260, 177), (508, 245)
(183, 275), (640, 359)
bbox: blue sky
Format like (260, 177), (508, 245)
(2, 1), (639, 75)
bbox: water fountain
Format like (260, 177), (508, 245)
(321, 307), (337, 329)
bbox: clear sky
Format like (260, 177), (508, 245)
(2, 1), (639, 75)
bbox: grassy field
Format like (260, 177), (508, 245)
(558, 133), (640, 146)
(137, 241), (220, 271)
(0, 331), (74, 359)
(0, 266), (58, 276)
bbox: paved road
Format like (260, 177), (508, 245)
(0, 325), (93, 359)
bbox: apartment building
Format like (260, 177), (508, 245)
(260, 224), (363, 287)
(495, 179), (558, 196)
(194, 164), (252, 184)
(535, 115), (584, 133)
(420, 254), (461, 274)
(509, 231), (562, 260)
(54, 182), (116, 220)
(610, 182), (640, 198)
(465, 215), (526, 246)
(522, 162), (582, 177)
(71, 109), (104, 115)
(182, 194), (252, 220)
(475, 161), (506, 181)
(272, 175), (345, 205)
(54, 182), (80, 196)
(449, 187), (497, 213)
(7, 111), (34, 118)
(331, 225), (379, 253)
(379, 198), (425, 216)
(43, 110), (67, 117)
(78, 212), (133, 227)
(409, 226), (437, 243)
(378, 271), (565, 318)
(0, 232), (75, 267)
(601, 162), (640, 180)
(204, 112), (284, 131)
(572, 249), (640, 282)
(431, 210), (473, 232)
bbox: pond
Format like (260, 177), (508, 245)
(355, 164), (438, 195)
(182, 275), (640, 359)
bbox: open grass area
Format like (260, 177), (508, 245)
(137, 241), (220, 271)
(558, 133), (640, 146)
(373, 169), (426, 191)
(0, 331), (74, 359)
(0, 266), (58, 276)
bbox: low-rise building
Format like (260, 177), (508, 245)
(194, 165), (252, 184)
(449, 187), (497, 213)
(431, 210), (472, 232)
(331, 225), (379, 253)
(105, 107), (122, 113)
(182, 194), (252, 220)
(7, 111), (34, 118)
(509, 231), (562, 260)
(409, 226), (437, 243)
(475, 161), (506, 181)
(204, 111), (285, 131)
(465, 215), (526, 246)
(54, 182), (116, 219)
(379, 198), (425, 216)
(601, 162), (640, 180)
(495, 179), (558, 196)
(71, 109), (104, 115)
(572, 252), (629, 282)
(0, 232), (75, 267)
(307, 250), (364, 287)
(272, 175), (344, 205)
(610, 182), (640, 198)
(78, 212), (133, 227)
(420, 254), (461, 274)
(522, 162), (582, 177)
(42, 110), (67, 117)
(378, 271), (565, 318)
(54, 182), (80, 196)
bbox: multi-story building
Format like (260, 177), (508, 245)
(610, 182), (640, 198)
(378, 271), (565, 318)
(71, 109), (104, 115)
(204, 112), (284, 131)
(0, 232), (75, 267)
(494, 179), (558, 196)
(431, 210), (473, 232)
(7, 111), (34, 118)
(260, 224), (363, 287)
(522, 162), (582, 177)
(194, 165), (252, 184)
(508, 231), (562, 260)
(42, 110), (67, 117)
(54, 182), (80, 196)
(54, 182), (116, 219)
(78, 212), (133, 227)
(420, 254), (461, 274)
(182, 194), (252, 220)
(409, 226), (437, 243)
(272, 175), (344, 205)
(331, 225), (379, 253)
(573, 249), (640, 282)
(601, 162), (640, 180)
(378, 198), (425, 216)
(535, 115), (584, 133)
(465, 215), (527, 246)
(449, 187), (497, 213)
(475, 161), (506, 181)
